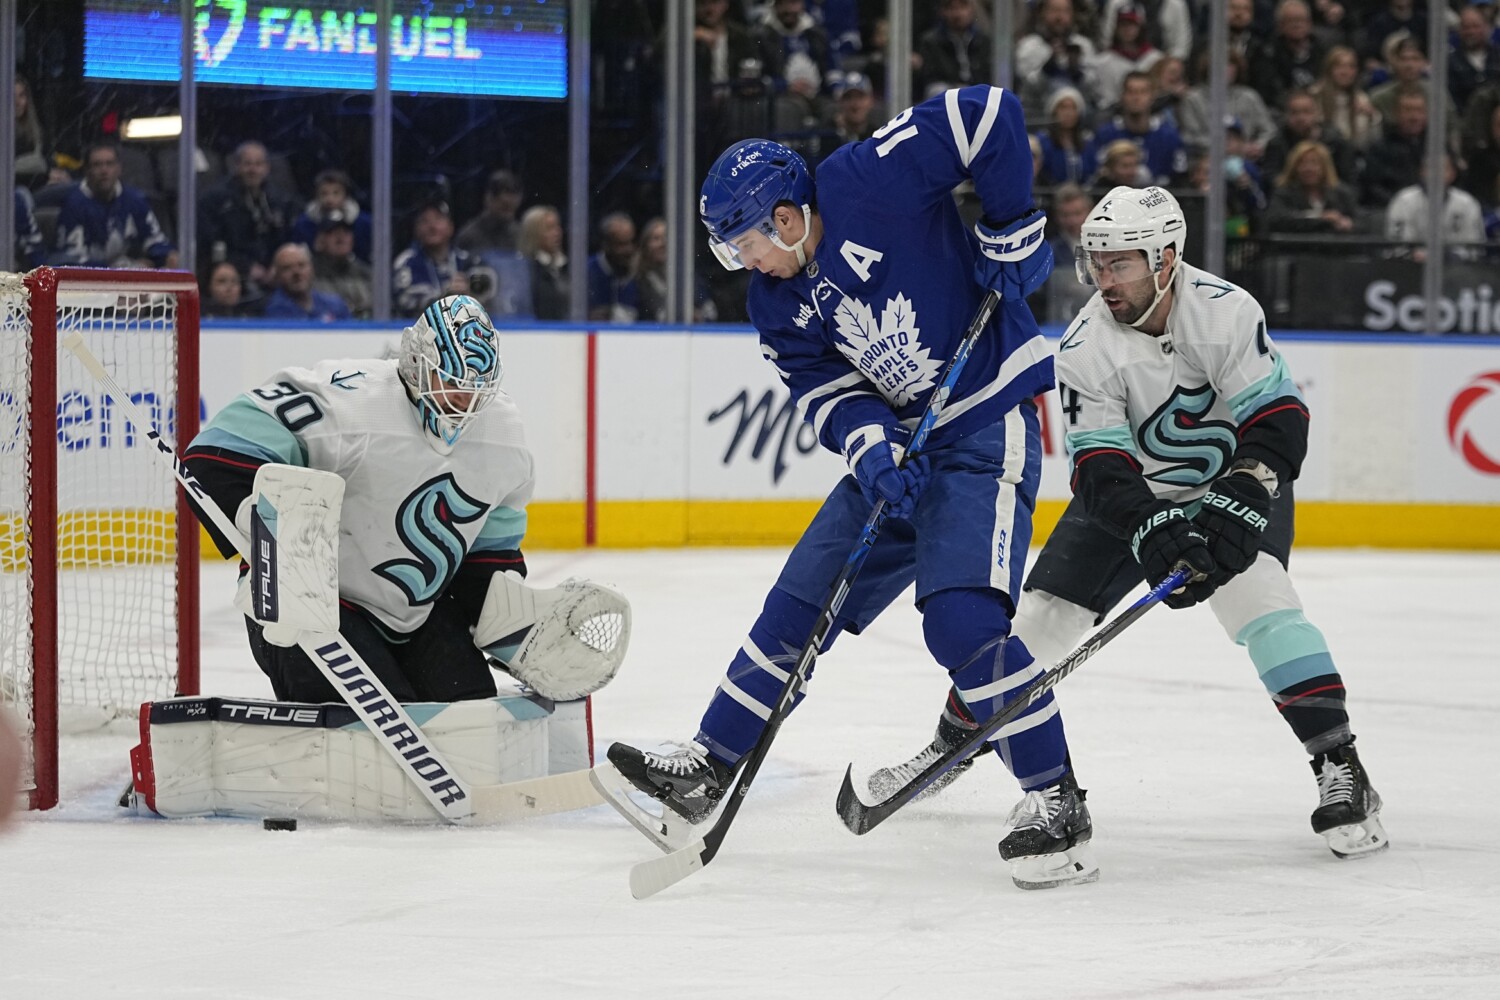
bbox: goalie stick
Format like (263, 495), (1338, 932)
(834, 565), (1191, 835)
(622, 291), (1001, 900)
(63, 331), (601, 824)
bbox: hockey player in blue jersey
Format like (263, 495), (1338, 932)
(596, 84), (1099, 888)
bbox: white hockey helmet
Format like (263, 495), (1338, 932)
(1075, 185), (1186, 286)
(398, 294), (502, 453)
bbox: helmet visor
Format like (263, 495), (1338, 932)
(708, 215), (782, 271)
(1075, 247), (1153, 287)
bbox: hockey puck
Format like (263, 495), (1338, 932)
(263, 817), (298, 832)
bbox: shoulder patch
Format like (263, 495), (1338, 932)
(1190, 278), (1235, 299)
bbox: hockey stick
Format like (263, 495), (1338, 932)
(834, 565), (1191, 835)
(625, 291), (1002, 899)
(63, 332), (601, 825)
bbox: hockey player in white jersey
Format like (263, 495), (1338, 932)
(879, 186), (1389, 862)
(184, 294), (541, 703)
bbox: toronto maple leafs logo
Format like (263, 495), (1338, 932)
(832, 294), (939, 407)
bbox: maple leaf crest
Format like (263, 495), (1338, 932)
(832, 293), (939, 407)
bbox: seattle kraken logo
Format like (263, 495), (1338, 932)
(1139, 384), (1237, 487)
(374, 474), (489, 606)
(426, 296), (498, 383)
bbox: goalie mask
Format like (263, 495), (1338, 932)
(398, 295), (502, 453)
(700, 138), (815, 271)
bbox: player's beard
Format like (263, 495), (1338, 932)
(1103, 275), (1157, 327)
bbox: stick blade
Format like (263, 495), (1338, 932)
(469, 769), (604, 824)
(835, 764), (880, 835)
(630, 838), (710, 899)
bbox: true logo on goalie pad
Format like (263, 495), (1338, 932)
(250, 501), (280, 623)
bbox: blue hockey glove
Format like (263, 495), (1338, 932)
(1194, 472), (1272, 585)
(1131, 502), (1218, 609)
(844, 423), (926, 517)
(887, 455), (930, 521)
(974, 209), (1053, 300)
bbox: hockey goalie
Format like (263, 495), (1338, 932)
(127, 294), (629, 823)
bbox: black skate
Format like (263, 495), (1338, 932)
(867, 713), (992, 802)
(1310, 739), (1389, 859)
(998, 773), (1099, 890)
(590, 740), (735, 852)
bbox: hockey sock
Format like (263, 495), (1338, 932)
(1237, 610), (1351, 753)
(923, 588), (1069, 791)
(695, 587), (833, 766)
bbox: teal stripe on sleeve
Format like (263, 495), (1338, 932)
(1227, 354), (1303, 422)
(1064, 424), (1137, 460)
(472, 505), (527, 551)
(198, 396), (307, 466)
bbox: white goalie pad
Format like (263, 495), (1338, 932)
(475, 573), (631, 701)
(129, 684), (592, 823)
(231, 464), (343, 646)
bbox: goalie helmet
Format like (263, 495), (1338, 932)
(398, 294), (502, 453)
(699, 138), (814, 271)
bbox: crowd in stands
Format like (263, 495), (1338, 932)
(11, 0), (1500, 327)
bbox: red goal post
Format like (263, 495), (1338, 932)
(1, 267), (200, 811)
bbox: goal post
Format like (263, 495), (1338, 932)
(1, 266), (200, 811)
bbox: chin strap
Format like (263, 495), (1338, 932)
(1126, 263), (1176, 331)
(775, 204), (814, 268)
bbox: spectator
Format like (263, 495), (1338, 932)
(1179, 50), (1276, 160)
(1451, 4), (1500, 113)
(832, 72), (880, 143)
(1180, 122), (1268, 238)
(456, 169), (523, 256)
(1461, 101), (1500, 210)
(392, 199), (483, 315)
(1028, 134), (1046, 185)
(14, 75), (47, 189)
(263, 243), (352, 321)
(587, 211), (640, 323)
(690, 0), (771, 166)
(291, 169), (372, 264)
(1310, 44), (1382, 149)
(635, 217), (718, 324)
(197, 140), (300, 292)
(1362, 89), (1429, 206)
(312, 211), (373, 319)
(1043, 182), (1094, 323)
(1249, 0), (1327, 111)
(1097, 0), (1192, 63)
(774, 51), (836, 149)
(1262, 89), (1359, 193)
(1090, 3), (1164, 113)
(756, 0), (831, 92)
(1091, 138), (1151, 197)
(54, 141), (177, 269)
(1386, 152), (1486, 261)
(1358, 0), (1426, 69)
(201, 260), (262, 318)
(1086, 71), (1187, 185)
(518, 204), (569, 321)
(915, 0), (992, 98)
(14, 189), (44, 268)
(1369, 33), (1459, 143)
(1265, 140), (1359, 234)
(1149, 55), (1189, 126)
(1016, 0), (1099, 118)
(1035, 86), (1096, 186)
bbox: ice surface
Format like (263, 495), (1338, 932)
(4, 549), (1499, 999)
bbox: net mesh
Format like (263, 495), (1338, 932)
(0, 272), (187, 804)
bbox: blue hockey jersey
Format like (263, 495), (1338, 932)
(746, 85), (1054, 460)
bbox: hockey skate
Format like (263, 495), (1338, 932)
(866, 714), (992, 802)
(1310, 739), (1389, 859)
(998, 773), (1099, 890)
(590, 740), (734, 853)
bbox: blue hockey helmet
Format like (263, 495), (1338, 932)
(699, 138), (814, 270)
(398, 294), (502, 453)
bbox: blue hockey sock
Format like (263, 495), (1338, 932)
(695, 588), (829, 766)
(923, 588), (1069, 791)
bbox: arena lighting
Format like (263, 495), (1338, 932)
(120, 115), (183, 140)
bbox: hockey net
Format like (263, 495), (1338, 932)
(0, 267), (200, 811)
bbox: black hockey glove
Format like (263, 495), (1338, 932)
(1130, 502), (1218, 609)
(1194, 473), (1272, 585)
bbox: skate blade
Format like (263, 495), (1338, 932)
(588, 763), (703, 854)
(1009, 843), (1100, 890)
(1323, 814), (1390, 859)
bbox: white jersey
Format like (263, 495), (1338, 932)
(195, 358), (534, 634)
(1054, 260), (1301, 504)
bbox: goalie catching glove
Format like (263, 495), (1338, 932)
(474, 572), (631, 701)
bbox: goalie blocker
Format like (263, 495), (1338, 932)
(128, 686), (593, 823)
